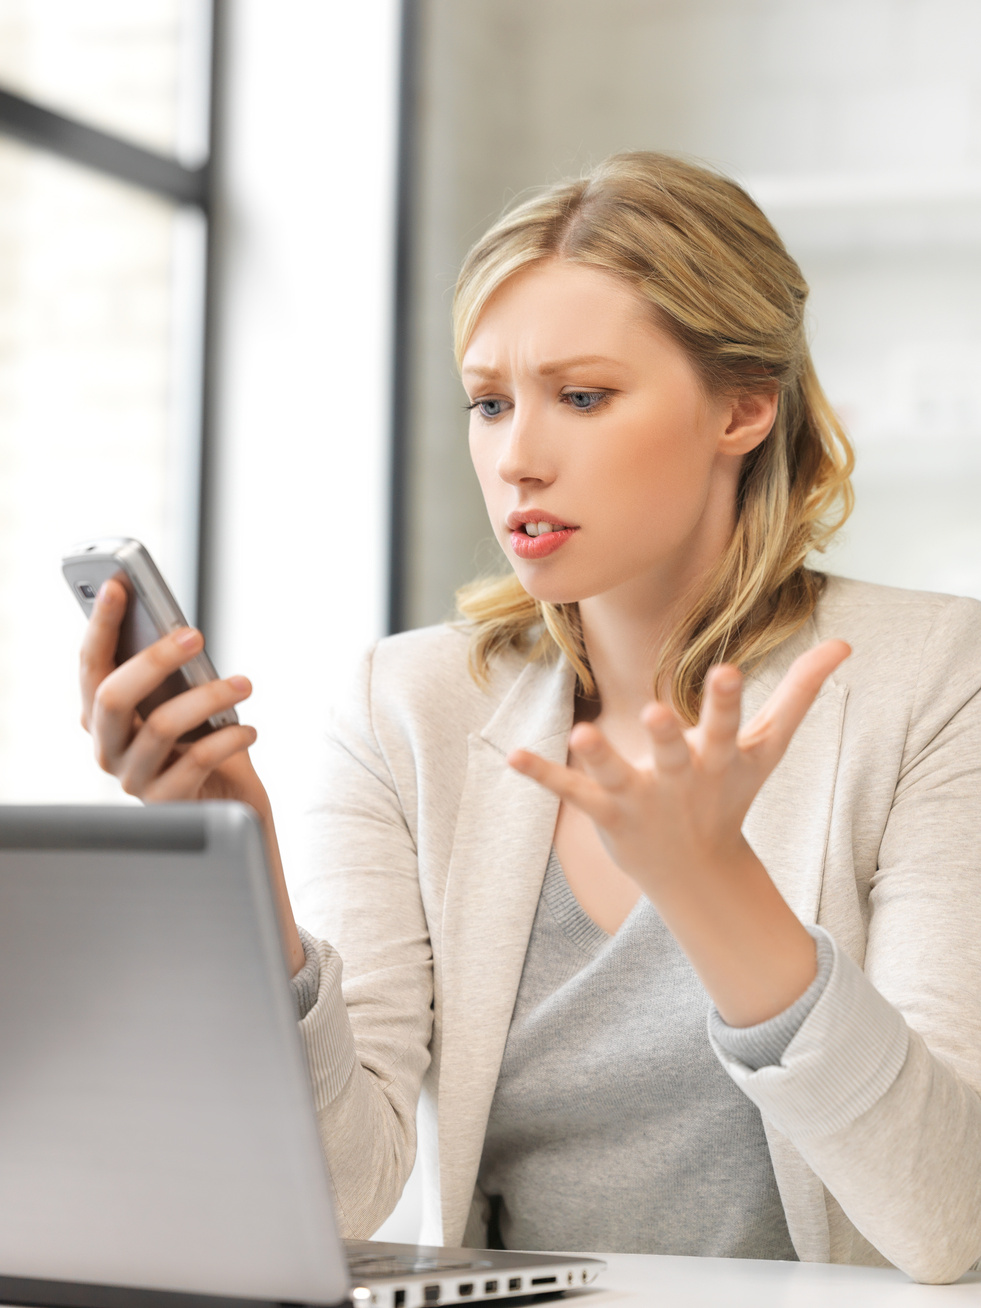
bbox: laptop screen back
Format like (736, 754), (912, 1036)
(0, 803), (349, 1307)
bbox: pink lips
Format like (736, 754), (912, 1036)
(510, 527), (577, 559)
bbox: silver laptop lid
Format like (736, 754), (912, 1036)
(0, 803), (350, 1308)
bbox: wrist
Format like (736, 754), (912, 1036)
(651, 843), (819, 1027)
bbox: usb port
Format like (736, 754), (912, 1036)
(458, 1285), (473, 1297)
(394, 1292), (406, 1308)
(483, 1282), (498, 1295)
(508, 1279), (522, 1292)
(530, 1278), (557, 1286)
(424, 1287), (440, 1303)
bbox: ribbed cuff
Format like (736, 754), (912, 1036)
(709, 925), (910, 1139)
(296, 934), (359, 1107)
(292, 925), (322, 1019)
(708, 925), (833, 1070)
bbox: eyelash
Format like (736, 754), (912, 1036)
(463, 390), (612, 418)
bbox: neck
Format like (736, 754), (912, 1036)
(577, 577), (687, 732)
(576, 507), (735, 750)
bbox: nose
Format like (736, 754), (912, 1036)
(495, 404), (553, 487)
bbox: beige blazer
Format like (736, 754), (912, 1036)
(293, 576), (981, 1284)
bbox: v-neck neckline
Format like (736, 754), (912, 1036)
(541, 846), (648, 955)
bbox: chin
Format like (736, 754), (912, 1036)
(511, 569), (595, 607)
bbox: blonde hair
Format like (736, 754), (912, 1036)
(454, 152), (853, 722)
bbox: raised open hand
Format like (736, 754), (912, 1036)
(509, 639), (850, 896)
(509, 639), (850, 1024)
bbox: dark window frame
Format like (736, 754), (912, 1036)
(0, 1), (221, 631)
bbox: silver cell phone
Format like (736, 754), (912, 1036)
(62, 536), (238, 742)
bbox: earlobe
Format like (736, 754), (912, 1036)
(722, 391), (779, 455)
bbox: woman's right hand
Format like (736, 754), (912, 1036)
(80, 577), (307, 977)
(79, 577), (259, 805)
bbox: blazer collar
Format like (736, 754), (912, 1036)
(479, 649), (577, 756)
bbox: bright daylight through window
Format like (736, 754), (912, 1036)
(0, 0), (211, 801)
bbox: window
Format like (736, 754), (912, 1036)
(0, 1), (213, 800)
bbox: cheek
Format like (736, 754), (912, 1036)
(469, 434), (503, 517)
(597, 417), (716, 530)
(469, 432), (489, 491)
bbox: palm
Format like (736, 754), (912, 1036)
(508, 639), (850, 894)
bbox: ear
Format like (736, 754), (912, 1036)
(719, 390), (779, 456)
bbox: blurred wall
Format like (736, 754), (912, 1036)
(401, 0), (981, 629)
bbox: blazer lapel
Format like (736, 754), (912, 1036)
(435, 653), (576, 1244)
(741, 622), (849, 925)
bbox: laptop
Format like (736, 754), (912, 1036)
(0, 803), (604, 1308)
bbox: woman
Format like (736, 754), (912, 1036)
(79, 153), (981, 1281)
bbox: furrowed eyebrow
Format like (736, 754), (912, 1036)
(536, 354), (624, 376)
(462, 355), (624, 380)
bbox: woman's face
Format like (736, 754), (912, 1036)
(462, 260), (773, 610)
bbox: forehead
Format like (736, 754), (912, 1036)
(461, 260), (660, 377)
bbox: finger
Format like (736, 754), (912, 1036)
(641, 701), (692, 776)
(739, 639), (851, 762)
(141, 724), (259, 802)
(695, 665), (743, 772)
(90, 625), (205, 765)
(117, 676), (253, 797)
(79, 579), (128, 725)
(507, 748), (617, 826)
(567, 722), (638, 794)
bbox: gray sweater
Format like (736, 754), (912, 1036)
(475, 848), (830, 1256)
(294, 852), (832, 1256)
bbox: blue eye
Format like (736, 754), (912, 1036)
(465, 397), (508, 419)
(563, 390), (607, 411)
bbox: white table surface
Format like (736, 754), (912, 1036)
(2, 1256), (978, 1308)
(569, 1253), (981, 1306)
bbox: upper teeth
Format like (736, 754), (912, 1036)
(525, 522), (558, 536)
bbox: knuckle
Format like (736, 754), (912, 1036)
(143, 638), (179, 673)
(139, 711), (172, 748)
(185, 737), (217, 772)
(92, 681), (121, 717)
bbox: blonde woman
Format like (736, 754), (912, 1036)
(79, 153), (981, 1282)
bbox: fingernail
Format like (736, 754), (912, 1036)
(175, 628), (202, 649)
(228, 675), (250, 693)
(97, 581), (114, 604)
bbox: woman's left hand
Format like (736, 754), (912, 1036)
(509, 639), (850, 892)
(508, 638), (851, 1024)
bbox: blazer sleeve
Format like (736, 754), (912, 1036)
(292, 644), (434, 1239)
(711, 595), (981, 1284)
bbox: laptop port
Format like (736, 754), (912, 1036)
(483, 1282), (498, 1295)
(458, 1285), (474, 1297)
(394, 1292), (406, 1308)
(424, 1287), (440, 1303)
(530, 1278), (557, 1287)
(508, 1279), (522, 1292)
